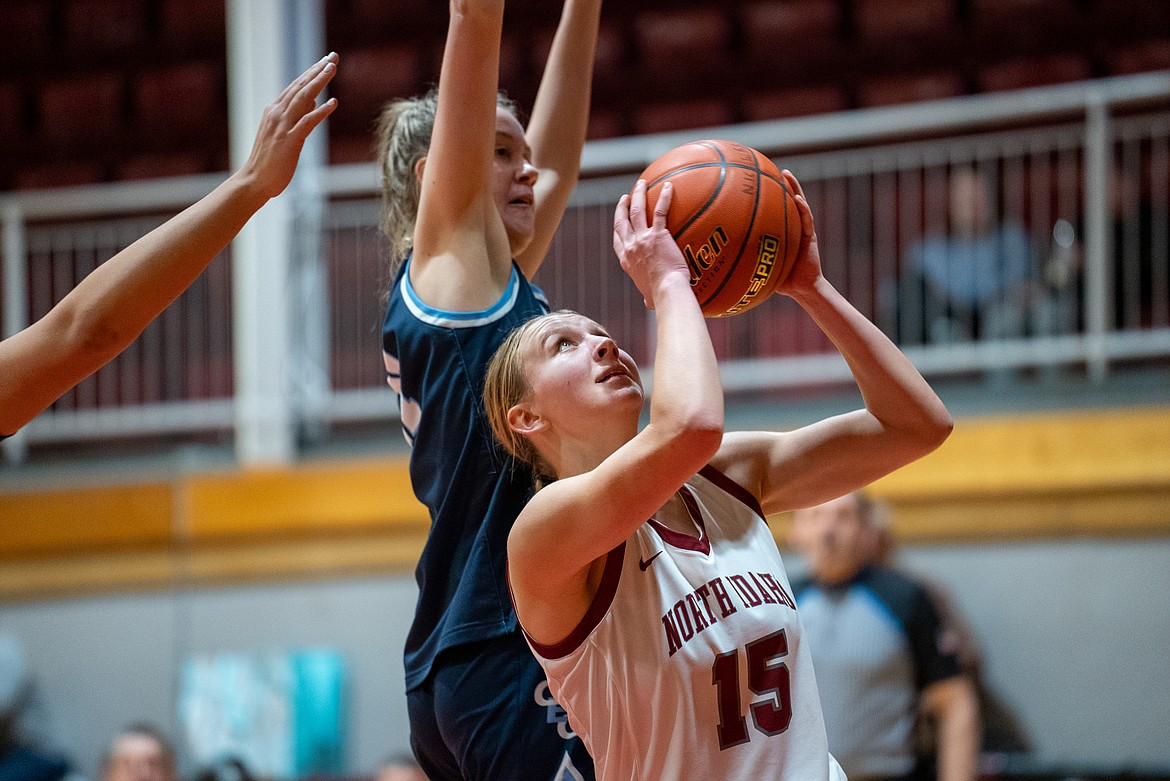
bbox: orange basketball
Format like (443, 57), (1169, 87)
(636, 139), (801, 318)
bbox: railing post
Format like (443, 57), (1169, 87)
(1, 199), (30, 464)
(225, 0), (326, 465)
(287, 0), (331, 445)
(1083, 91), (1112, 383)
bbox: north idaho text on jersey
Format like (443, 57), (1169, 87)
(662, 570), (796, 657)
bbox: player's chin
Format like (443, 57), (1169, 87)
(504, 208), (536, 251)
(605, 381), (645, 407)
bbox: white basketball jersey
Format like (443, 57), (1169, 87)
(523, 466), (847, 781)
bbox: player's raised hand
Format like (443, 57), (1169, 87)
(613, 180), (689, 309)
(236, 52), (339, 200)
(776, 169), (824, 297)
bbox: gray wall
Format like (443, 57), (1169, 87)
(2, 538), (1169, 778)
(902, 538), (1170, 769)
(0, 576), (418, 781)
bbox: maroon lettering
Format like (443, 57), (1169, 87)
(662, 612), (683, 657)
(712, 649), (749, 749)
(729, 574), (763, 608)
(757, 572), (796, 609)
(687, 594), (710, 632)
(749, 572), (778, 604)
(694, 584), (719, 625)
(746, 630), (793, 736)
(673, 601), (695, 642)
(711, 629), (793, 750)
(708, 577), (738, 618)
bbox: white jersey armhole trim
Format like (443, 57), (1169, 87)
(400, 262), (522, 328)
(520, 542), (626, 660)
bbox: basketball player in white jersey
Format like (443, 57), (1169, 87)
(484, 173), (954, 780)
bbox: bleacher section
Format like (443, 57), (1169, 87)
(0, 0), (1168, 185)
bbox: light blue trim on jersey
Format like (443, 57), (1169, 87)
(795, 581), (906, 639)
(400, 263), (523, 328)
(856, 582), (907, 637)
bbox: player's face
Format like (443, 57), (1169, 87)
(492, 108), (539, 256)
(520, 313), (643, 428)
(791, 493), (873, 585)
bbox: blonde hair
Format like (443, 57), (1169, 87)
(374, 89), (522, 277)
(483, 311), (574, 487)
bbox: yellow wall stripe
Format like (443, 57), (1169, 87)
(873, 406), (1170, 496)
(183, 458), (427, 540)
(0, 483), (174, 557)
(1, 406), (1167, 600)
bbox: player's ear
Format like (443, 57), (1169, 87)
(413, 156), (427, 184)
(507, 403), (545, 437)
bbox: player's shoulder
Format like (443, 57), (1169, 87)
(387, 258), (545, 330)
(862, 565), (931, 601)
(864, 564), (924, 588)
(790, 574), (814, 600)
(860, 566), (939, 626)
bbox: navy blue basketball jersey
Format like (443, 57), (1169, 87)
(383, 257), (549, 692)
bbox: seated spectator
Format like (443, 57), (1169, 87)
(1037, 163), (1165, 337)
(790, 491), (981, 781)
(1108, 164), (1163, 330)
(0, 635), (70, 781)
(901, 167), (1045, 345)
(193, 757), (254, 781)
(101, 724), (176, 781)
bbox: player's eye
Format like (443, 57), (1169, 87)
(556, 337), (574, 351)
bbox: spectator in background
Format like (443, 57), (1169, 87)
(901, 167), (1044, 346)
(1039, 162), (1166, 338)
(101, 725), (176, 781)
(1108, 164), (1163, 330)
(193, 757), (254, 781)
(859, 499), (1031, 766)
(375, 753), (426, 781)
(0, 635), (69, 781)
(790, 491), (981, 781)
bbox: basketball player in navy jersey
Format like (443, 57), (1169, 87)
(486, 175), (953, 780)
(0, 55), (338, 441)
(374, 0), (602, 778)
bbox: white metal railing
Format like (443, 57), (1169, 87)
(2, 72), (1169, 461)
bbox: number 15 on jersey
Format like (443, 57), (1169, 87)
(711, 629), (793, 750)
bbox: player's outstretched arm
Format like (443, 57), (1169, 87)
(513, 0), (604, 279)
(712, 170), (953, 515)
(0, 54), (338, 436)
(408, 0), (513, 311)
